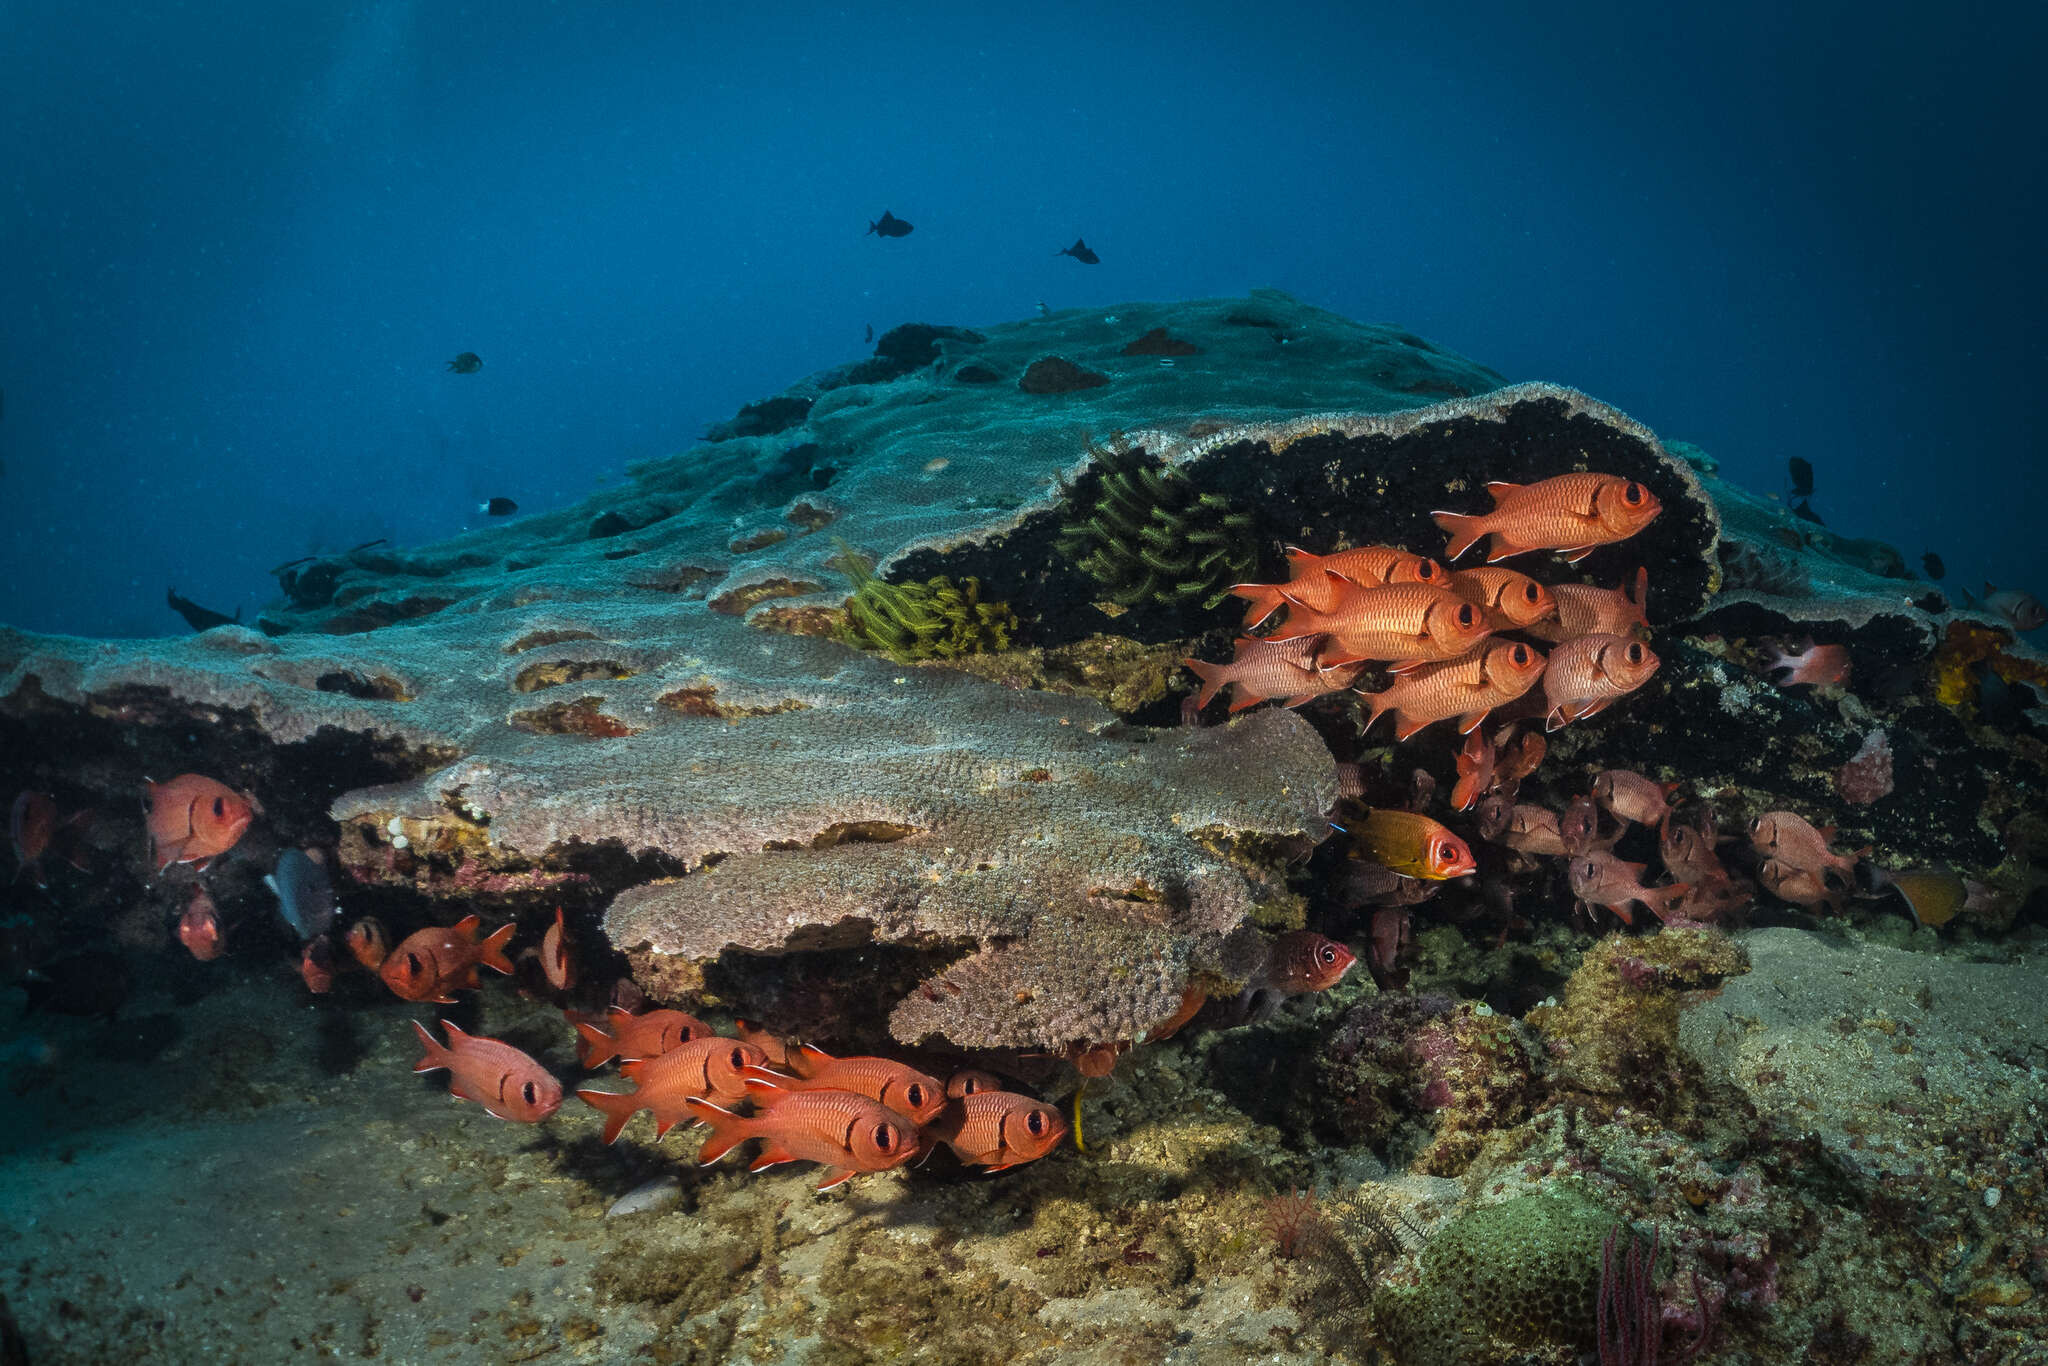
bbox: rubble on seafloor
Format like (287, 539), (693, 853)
(2, 292), (2044, 1364)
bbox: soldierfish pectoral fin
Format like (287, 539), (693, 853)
(815, 1167), (856, 1190)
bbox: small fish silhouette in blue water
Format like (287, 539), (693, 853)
(1057, 237), (1099, 264)
(480, 497), (518, 516)
(446, 352), (483, 374)
(1787, 455), (1814, 500)
(1790, 498), (1824, 525)
(166, 587), (240, 632)
(1921, 551), (1946, 580)
(864, 323), (874, 344)
(866, 210), (913, 238)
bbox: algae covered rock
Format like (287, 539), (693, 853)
(1372, 1187), (1619, 1366)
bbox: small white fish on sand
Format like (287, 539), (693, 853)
(606, 1175), (681, 1218)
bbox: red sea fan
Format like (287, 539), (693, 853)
(1834, 729), (1894, 805)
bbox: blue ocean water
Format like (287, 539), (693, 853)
(1, 0), (2041, 637)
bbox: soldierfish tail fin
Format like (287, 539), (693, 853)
(410, 1019), (452, 1074)
(1431, 510), (1486, 561)
(576, 1087), (641, 1145)
(684, 1096), (753, 1164)
(476, 922), (515, 975)
(1357, 687), (1397, 736)
(1182, 658), (1229, 711)
(571, 1019), (619, 1069)
(788, 1042), (834, 1078)
(1229, 582), (1288, 629)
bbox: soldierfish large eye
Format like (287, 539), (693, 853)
(729, 1047), (746, 1069)
(874, 1122), (897, 1150)
(522, 1082), (539, 1106)
(1025, 1111), (1046, 1136)
(905, 1083), (927, 1110)
(1415, 561), (1440, 582)
(1522, 583), (1541, 603)
(1511, 644), (1531, 665)
(1625, 643), (1645, 664)
(406, 951), (427, 978)
(213, 797), (225, 818)
(1622, 481), (1645, 505)
(1455, 603), (1477, 627)
(1317, 943), (1338, 965)
(1435, 840), (1455, 862)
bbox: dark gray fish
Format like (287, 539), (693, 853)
(447, 352), (483, 373)
(864, 323), (874, 344)
(867, 210), (913, 238)
(166, 587), (241, 631)
(1791, 498), (1825, 525)
(1057, 237), (1100, 264)
(481, 497), (518, 516)
(1921, 551), (1945, 580)
(1787, 455), (1814, 500)
(265, 848), (336, 940)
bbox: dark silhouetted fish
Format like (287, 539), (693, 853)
(1791, 498), (1825, 525)
(867, 210), (912, 238)
(167, 588), (241, 632)
(266, 848), (337, 941)
(864, 323), (874, 344)
(447, 352), (483, 373)
(481, 497), (518, 516)
(1921, 551), (1946, 580)
(21, 950), (130, 1019)
(1787, 456), (1814, 500)
(1057, 238), (1100, 264)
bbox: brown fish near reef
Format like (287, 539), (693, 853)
(1256, 930), (1357, 994)
(1232, 545), (1444, 626)
(1748, 811), (1861, 882)
(692, 1078), (922, 1189)
(1350, 809), (1477, 880)
(1540, 633), (1661, 730)
(1759, 638), (1850, 688)
(747, 1044), (946, 1125)
(540, 906), (575, 991)
(1567, 849), (1688, 925)
(1266, 581), (1493, 667)
(1357, 639), (1547, 742)
(143, 774), (254, 873)
(1433, 474), (1662, 563)
(1494, 727), (1546, 792)
(12, 791), (90, 887)
(1528, 568), (1651, 642)
(1976, 583), (2047, 632)
(1659, 821), (1732, 887)
(570, 1006), (713, 1069)
(412, 1019), (562, 1123)
(1591, 770), (1681, 831)
(1560, 793), (1607, 856)
(1447, 566), (1557, 630)
(1872, 868), (1968, 927)
(923, 1089), (1069, 1172)
(577, 1036), (768, 1143)
(1183, 636), (1364, 712)
(377, 914), (516, 1003)
(345, 917), (390, 971)
(177, 887), (225, 961)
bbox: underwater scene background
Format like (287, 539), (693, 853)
(2, 3), (2045, 1364)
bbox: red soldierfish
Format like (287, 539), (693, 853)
(1433, 473), (1662, 563)
(177, 887), (225, 960)
(1446, 566), (1557, 631)
(1183, 636), (1364, 713)
(577, 1036), (767, 1143)
(1759, 638), (1850, 688)
(1528, 568), (1651, 643)
(1256, 930), (1357, 994)
(344, 917), (390, 971)
(756, 1043), (947, 1125)
(411, 1019), (563, 1123)
(923, 1089), (1069, 1172)
(1267, 582), (1493, 667)
(378, 915), (515, 1003)
(143, 774), (254, 873)
(1748, 812), (1861, 882)
(1357, 639), (1547, 742)
(689, 1078), (921, 1189)
(1541, 634), (1661, 730)
(11, 791), (90, 888)
(1757, 857), (1846, 914)
(1591, 770), (1681, 831)
(1231, 545), (1445, 627)
(569, 1006), (713, 1069)
(1566, 850), (1688, 926)
(734, 1019), (795, 1070)
(946, 1069), (1004, 1100)
(300, 937), (337, 993)
(1501, 804), (1572, 857)
(1451, 727), (1497, 812)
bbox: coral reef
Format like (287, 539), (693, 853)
(1052, 435), (1259, 612)
(833, 549), (1017, 661)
